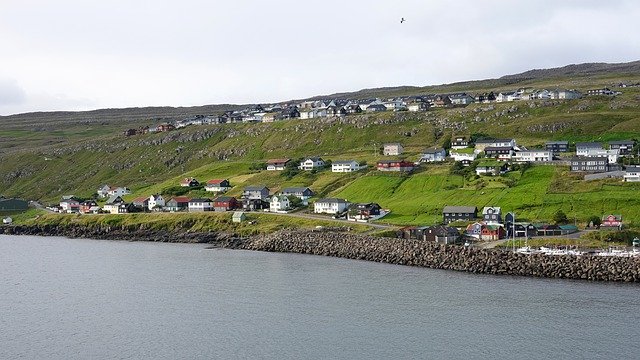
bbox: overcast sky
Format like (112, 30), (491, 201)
(1, 0), (639, 115)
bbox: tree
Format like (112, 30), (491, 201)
(588, 215), (602, 228)
(553, 210), (568, 224)
(287, 195), (303, 209)
(441, 134), (452, 150)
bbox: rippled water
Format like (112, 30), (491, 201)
(1, 235), (639, 359)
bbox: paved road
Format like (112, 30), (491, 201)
(260, 210), (396, 230)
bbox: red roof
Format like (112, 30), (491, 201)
(171, 196), (191, 203)
(266, 158), (290, 164)
(181, 177), (197, 184)
(132, 197), (148, 203)
(207, 179), (227, 185)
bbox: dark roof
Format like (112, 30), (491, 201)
(575, 142), (603, 148)
(546, 141), (569, 145)
(625, 166), (640, 172)
(443, 206), (477, 214)
(332, 160), (358, 165)
(189, 198), (212, 202)
(282, 187), (312, 194)
(484, 146), (513, 151)
(316, 198), (349, 204)
(609, 140), (635, 145)
(244, 185), (269, 191)
(214, 196), (236, 202)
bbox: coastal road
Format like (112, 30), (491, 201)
(259, 210), (397, 230)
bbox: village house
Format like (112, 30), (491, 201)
(623, 166), (640, 182)
(608, 140), (636, 155)
(232, 211), (246, 223)
(587, 88), (619, 96)
(552, 89), (582, 99)
(443, 206), (477, 224)
(205, 179), (231, 193)
(281, 187), (314, 205)
(314, 198), (350, 215)
(585, 148), (620, 163)
(180, 177), (200, 187)
(269, 195), (290, 213)
(423, 226), (460, 244)
(476, 161), (507, 176)
(545, 141), (569, 154)
(383, 143), (404, 156)
(97, 185), (111, 198)
(465, 221), (484, 238)
(107, 187), (131, 198)
(148, 194), (165, 211)
(242, 186), (270, 201)
(407, 100), (429, 112)
(299, 157), (325, 171)
(132, 197), (149, 210)
(570, 157), (609, 172)
(103, 195), (127, 214)
(451, 136), (469, 149)
(480, 224), (506, 241)
(376, 160), (415, 172)
(213, 196), (239, 212)
(366, 103), (387, 112)
(332, 160), (363, 173)
(266, 159), (290, 171)
(165, 197), (191, 212)
(576, 142), (603, 156)
(601, 214), (623, 229)
(449, 148), (477, 166)
(344, 104), (363, 114)
(474, 138), (516, 152)
(419, 148), (447, 163)
(432, 95), (452, 107)
(512, 149), (552, 162)
(79, 200), (100, 214)
(348, 202), (383, 221)
(448, 93), (475, 105)
(242, 198), (270, 211)
(59, 198), (80, 213)
(496, 91), (521, 102)
(483, 207), (502, 224)
(188, 198), (213, 212)
(484, 146), (514, 161)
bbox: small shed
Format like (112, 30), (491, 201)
(232, 211), (246, 223)
(2, 217), (13, 224)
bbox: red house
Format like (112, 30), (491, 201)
(601, 214), (622, 228)
(213, 196), (239, 212)
(376, 160), (415, 172)
(480, 224), (506, 241)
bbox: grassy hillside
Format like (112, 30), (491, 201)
(1, 69), (640, 228)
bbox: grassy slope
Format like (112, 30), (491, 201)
(1, 73), (640, 227)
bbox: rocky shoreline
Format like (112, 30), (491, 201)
(2, 225), (640, 282)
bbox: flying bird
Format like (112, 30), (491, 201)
(400, 18), (405, 23)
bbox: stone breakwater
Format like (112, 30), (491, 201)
(241, 230), (640, 282)
(0, 224), (239, 246)
(3, 225), (640, 282)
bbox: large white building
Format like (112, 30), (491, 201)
(624, 166), (640, 182)
(314, 198), (350, 214)
(332, 160), (362, 173)
(512, 149), (552, 162)
(148, 194), (165, 210)
(299, 157), (325, 171)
